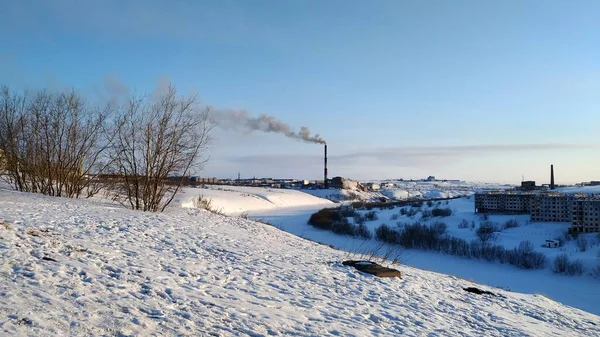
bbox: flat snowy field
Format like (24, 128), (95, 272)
(1, 186), (599, 336)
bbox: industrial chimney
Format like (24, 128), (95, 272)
(324, 143), (328, 189)
(550, 164), (555, 190)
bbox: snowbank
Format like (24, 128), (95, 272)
(177, 185), (333, 215)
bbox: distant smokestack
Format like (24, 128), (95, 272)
(550, 164), (555, 190)
(324, 143), (328, 189)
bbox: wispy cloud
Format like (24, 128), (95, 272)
(227, 143), (598, 169)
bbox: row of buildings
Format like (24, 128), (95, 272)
(474, 191), (600, 233)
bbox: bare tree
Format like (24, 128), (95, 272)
(0, 86), (111, 197)
(108, 84), (213, 212)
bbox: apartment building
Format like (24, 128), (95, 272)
(530, 193), (571, 222)
(474, 191), (600, 233)
(571, 198), (600, 233)
(474, 191), (534, 214)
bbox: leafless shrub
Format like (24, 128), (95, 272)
(107, 85), (214, 212)
(476, 222), (498, 243)
(239, 211), (249, 219)
(502, 219), (520, 230)
(576, 236), (588, 252)
(192, 195), (225, 215)
(458, 219), (470, 228)
(553, 253), (584, 276)
(0, 86), (112, 198)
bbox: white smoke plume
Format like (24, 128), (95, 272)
(214, 109), (326, 144)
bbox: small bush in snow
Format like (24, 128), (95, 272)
(331, 220), (356, 236)
(400, 207), (407, 216)
(553, 254), (584, 276)
(365, 211), (378, 221)
(193, 195), (225, 215)
(193, 195), (213, 210)
(458, 219), (470, 229)
(406, 208), (419, 217)
(502, 219), (520, 230)
(511, 241), (547, 270)
(421, 210), (432, 220)
(577, 236), (588, 252)
(390, 214), (399, 221)
(375, 224), (400, 244)
(353, 213), (366, 225)
(553, 254), (570, 274)
(476, 222), (498, 243)
(355, 223), (372, 239)
(427, 200), (434, 207)
(431, 207), (452, 217)
(308, 208), (342, 230)
(340, 206), (356, 217)
(431, 221), (447, 235)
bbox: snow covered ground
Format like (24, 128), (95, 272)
(177, 184), (334, 215)
(253, 203), (600, 316)
(1, 187), (600, 335)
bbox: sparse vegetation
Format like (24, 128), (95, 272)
(373, 222), (546, 270)
(375, 224), (399, 244)
(308, 208), (342, 231)
(431, 207), (452, 217)
(355, 223), (373, 239)
(331, 218), (355, 236)
(0, 84), (214, 212)
(193, 195), (225, 215)
(476, 222), (498, 243)
(502, 219), (520, 230)
(458, 219), (470, 229)
(365, 211), (378, 221)
(353, 213), (366, 225)
(308, 208), (372, 239)
(577, 237), (588, 252)
(0, 86), (112, 198)
(553, 254), (584, 276)
(340, 206), (357, 217)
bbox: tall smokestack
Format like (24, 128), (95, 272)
(550, 164), (555, 190)
(324, 143), (328, 189)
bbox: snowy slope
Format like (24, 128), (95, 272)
(1, 188), (599, 336)
(178, 185), (334, 215)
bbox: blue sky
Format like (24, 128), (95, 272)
(1, 0), (599, 183)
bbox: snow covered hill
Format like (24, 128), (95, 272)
(178, 185), (334, 215)
(1, 188), (599, 336)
